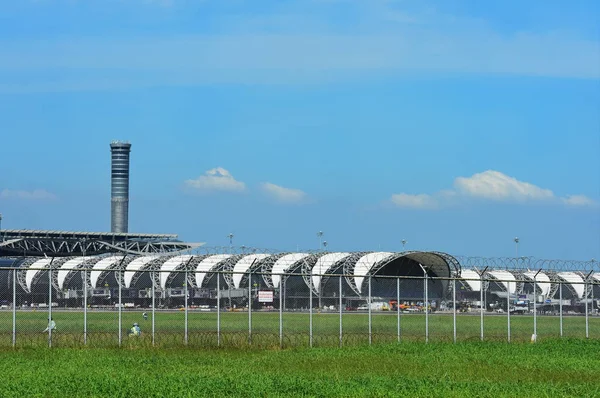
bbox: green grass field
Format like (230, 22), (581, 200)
(0, 340), (599, 397)
(1, 309), (599, 348)
(1, 311), (599, 397)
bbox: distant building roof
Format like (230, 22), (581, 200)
(0, 229), (202, 257)
(0, 229), (177, 240)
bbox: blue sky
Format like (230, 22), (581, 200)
(0, 0), (598, 260)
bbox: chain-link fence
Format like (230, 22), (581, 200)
(1, 266), (599, 348)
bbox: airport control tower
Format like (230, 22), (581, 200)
(110, 141), (131, 233)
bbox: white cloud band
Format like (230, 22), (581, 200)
(390, 193), (437, 209)
(0, 189), (57, 200)
(454, 170), (554, 201)
(261, 182), (308, 204)
(184, 167), (245, 192)
(390, 170), (595, 209)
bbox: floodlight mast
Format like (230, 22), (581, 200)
(317, 231), (324, 251)
(228, 233), (234, 253)
(401, 239), (407, 251)
(514, 237), (520, 258)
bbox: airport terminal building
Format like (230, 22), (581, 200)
(1, 230), (598, 313)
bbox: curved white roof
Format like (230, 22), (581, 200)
(271, 253), (311, 288)
(460, 269), (481, 291)
(524, 271), (552, 296)
(57, 257), (93, 289)
(557, 272), (585, 298)
(488, 270), (517, 294)
(232, 254), (270, 288)
(90, 256), (124, 288)
(194, 254), (233, 288)
(311, 252), (351, 290)
(353, 252), (395, 294)
(159, 255), (194, 289)
(592, 273), (600, 283)
(25, 258), (53, 291)
(124, 256), (159, 288)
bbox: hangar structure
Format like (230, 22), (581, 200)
(3, 249), (598, 310)
(11, 250), (458, 296)
(458, 268), (598, 301)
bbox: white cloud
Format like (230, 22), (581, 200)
(454, 170), (554, 202)
(261, 182), (308, 204)
(389, 170), (596, 210)
(0, 189), (57, 200)
(184, 167), (245, 193)
(390, 193), (437, 209)
(562, 195), (597, 207)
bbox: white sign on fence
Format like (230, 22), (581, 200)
(258, 291), (274, 303)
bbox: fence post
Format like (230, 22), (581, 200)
(248, 270), (252, 346)
(48, 261), (52, 348)
(453, 278), (456, 344)
(217, 273), (221, 347)
(507, 281), (511, 343)
(279, 278), (283, 349)
(368, 275), (372, 345)
(397, 277), (401, 343)
(585, 279), (589, 339)
(583, 271), (593, 339)
(533, 278), (537, 341)
(559, 281), (563, 337)
(425, 271), (429, 344)
(152, 270), (156, 347)
(283, 279), (286, 311)
(184, 270), (188, 346)
(480, 273), (484, 342)
(83, 269), (87, 346)
(309, 275), (313, 348)
(418, 265), (428, 343)
(12, 268), (16, 348)
(339, 275), (343, 348)
(591, 278), (595, 336)
(118, 270), (122, 347)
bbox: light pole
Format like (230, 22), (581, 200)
(0, 213), (3, 240)
(317, 231), (324, 251)
(401, 239), (406, 251)
(323, 241), (328, 251)
(228, 233), (234, 253)
(514, 237), (519, 258)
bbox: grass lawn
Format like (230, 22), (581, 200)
(0, 309), (599, 348)
(0, 340), (599, 397)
